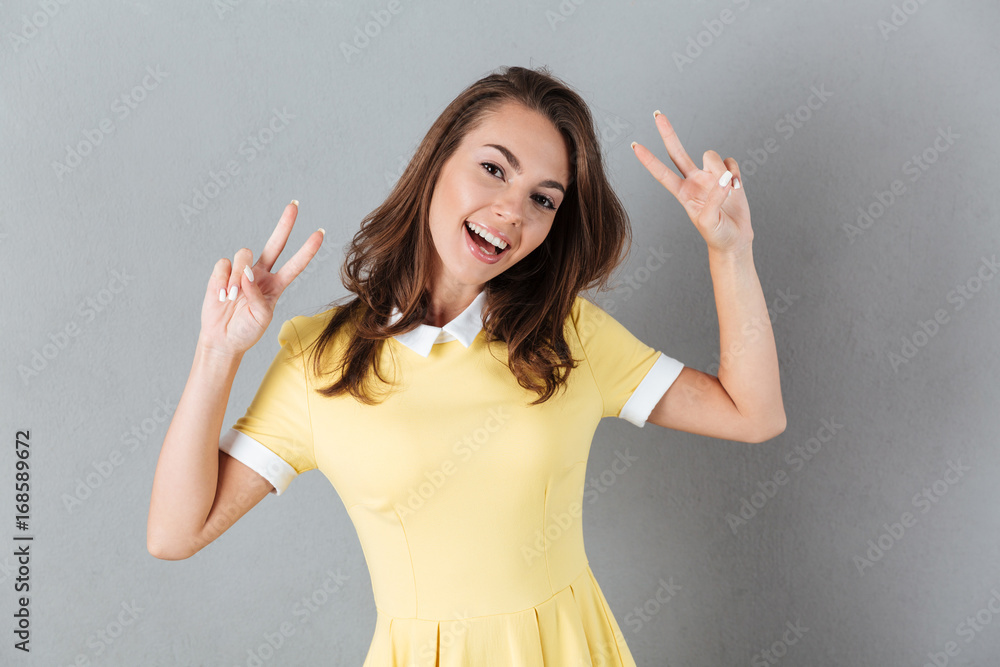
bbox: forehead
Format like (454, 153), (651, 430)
(461, 102), (571, 181)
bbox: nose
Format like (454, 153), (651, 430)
(491, 189), (524, 228)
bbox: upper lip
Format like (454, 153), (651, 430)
(466, 220), (513, 249)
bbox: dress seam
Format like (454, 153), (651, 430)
(587, 567), (628, 665)
(392, 505), (419, 618)
(288, 318), (318, 473)
(574, 297), (609, 419)
(373, 563), (591, 622)
(542, 476), (553, 594)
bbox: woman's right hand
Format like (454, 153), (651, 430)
(197, 201), (324, 357)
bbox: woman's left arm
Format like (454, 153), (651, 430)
(631, 111), (786, 443)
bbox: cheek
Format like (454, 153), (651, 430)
(522, 226), (552, 255)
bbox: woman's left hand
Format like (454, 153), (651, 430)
(631, 111), (753, 255)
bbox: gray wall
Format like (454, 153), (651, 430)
(3, 0), (998, 664)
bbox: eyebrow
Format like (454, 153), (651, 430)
(483, 143), (566, 195)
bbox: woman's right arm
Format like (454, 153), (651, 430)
(146, 342), (273, 560)
(146, 201), (323, 560)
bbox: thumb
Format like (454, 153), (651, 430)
(701, 170), (734, 231)
(239, 265), (269, 318)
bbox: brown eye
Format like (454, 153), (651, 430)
(483, 162), (556, 211)
(481, 162), (503, 178)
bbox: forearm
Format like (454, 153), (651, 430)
(147, 342), (243, 552)
(707, 243), (786, 433)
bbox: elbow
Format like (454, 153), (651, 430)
(746, 414), (787, 444)
(146, 528), (195, 561)
(147, 539), (190, 561)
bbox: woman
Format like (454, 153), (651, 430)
(148, 65), (785, 666)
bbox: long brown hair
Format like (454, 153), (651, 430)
(299, 65), (633, 406)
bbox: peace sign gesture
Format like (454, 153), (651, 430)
(198, 201), (325, 357)
(631, 111), (753, 255)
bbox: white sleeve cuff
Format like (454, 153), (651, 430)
(619, 353), (685, 428)
(218, 428), (298, 496)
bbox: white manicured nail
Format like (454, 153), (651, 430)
(719, 170), (733, 187)
(734, 177), (741, 189)
(243, 265), (254, 282)
(228, 285), (238, 301)
(219, 287), (226, 302)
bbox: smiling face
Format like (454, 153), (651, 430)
(425, 101), (572, 301)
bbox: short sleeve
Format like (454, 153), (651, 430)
(219, 318), (316, 495)
(572, 296), (685, 427)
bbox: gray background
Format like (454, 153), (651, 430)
(2, 0), (998, 665)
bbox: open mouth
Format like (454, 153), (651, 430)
(465, 221), (509, 256)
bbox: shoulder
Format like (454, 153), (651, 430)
(279, 304), (352, 352)
(566, 294), (612, 337)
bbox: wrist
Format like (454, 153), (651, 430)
(707, 242), (754, 263)
(194, 338), (244, 370)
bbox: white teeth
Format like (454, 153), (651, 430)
(466, 221), (507, 250)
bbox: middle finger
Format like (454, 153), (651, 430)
(654, 111), (699, 178)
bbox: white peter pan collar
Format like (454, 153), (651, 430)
(387, 289), (488, 358)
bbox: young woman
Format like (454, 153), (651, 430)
(148, 65), (785, 666)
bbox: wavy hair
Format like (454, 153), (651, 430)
(298, 65), (634, 406)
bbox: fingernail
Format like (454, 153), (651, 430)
(318, 228), (326, 236)
(291, 199), (299, 207)
(228, 285), (238, 301)
(734, 177), (741, 189)
(630, 141), (637, 151)
(719, 170), (733, 187)
(653, 110), (661, 118)
(219, 287), (226, 302)
(243, 265), (254, 282)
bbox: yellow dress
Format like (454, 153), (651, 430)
(219, 292), (685, 666)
